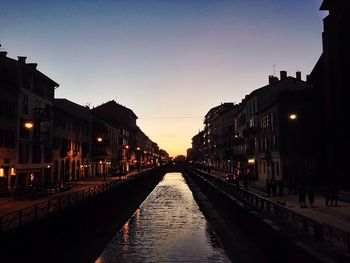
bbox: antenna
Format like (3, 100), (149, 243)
(273, 64), (276, 77)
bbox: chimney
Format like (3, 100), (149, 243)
(306, 74), (311, 83)
(296, 71), (301, 80)
(280, 70), (287, 80)
(28, 63), (37, 70)
(17, 56), (27, 63)
(269, 75), (278, 84)
(0, 51), (7, 57)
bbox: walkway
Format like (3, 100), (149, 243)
(204, 170), (350, 233)
(0, 169), (144, 217)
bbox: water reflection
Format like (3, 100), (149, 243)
(96, 173), (230, 262)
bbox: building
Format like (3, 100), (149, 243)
(92, 100), (137, 173)
(309, 0), (350, 187)
(255, 89), (313, 186)
(53, 99), (92, 184)
(190, 131), (204, 163)
(239, 71), (310, 183)
(203, 103), (235, 171)
(0, 52), (59, 192)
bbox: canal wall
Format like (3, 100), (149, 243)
(0, 168), (166, 263)
(184, 168), (338, 263)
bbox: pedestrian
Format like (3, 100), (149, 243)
(330, 185), (339, 207)
(278, 180), (284, 196)
(271, 180), (277, 197)
(308, 188), (315, 207)
(324, 187), (331, 206)
(292, 179), (298, 195)
(298, 184), (307, 208)
(266, 179), (271, 197)
(243, 171), (248, 189)
(288, 180), (293, 195)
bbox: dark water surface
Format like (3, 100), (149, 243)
(95, 172), (230, 262)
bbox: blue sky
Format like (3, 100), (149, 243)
(0, 0), (326, 156)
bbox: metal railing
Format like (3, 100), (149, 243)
(189, 168), (350, 253)
(0, 177), (132, 235)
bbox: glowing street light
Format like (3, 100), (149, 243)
(289, 113), (297, 120)
(24, 121), (34, 129)
(97, 137), (103, 142)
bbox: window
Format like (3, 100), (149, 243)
(82, 142), (88, 158)
(44, 147), (53, 163)
(270, 113), (274, 131)
(22, 94), (28, 114)
(4, 130), (15, 148)
(32, 145), (41, 163)
(19, 144), (29, 164)
(35, 99), (41, 110)
(263, 161), (266, 174)
(53, 137), (60, 149)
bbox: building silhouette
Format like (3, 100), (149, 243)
(0, 52), (59, 192)
(309, 0), (350, 187)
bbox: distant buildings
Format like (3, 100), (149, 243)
(0, 51), (168, 193)
(203, 103), (235, 172)
(190, 71), (313, 186)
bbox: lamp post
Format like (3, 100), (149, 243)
(124, 145), (129, 174)
(136, 147), (141, 173)
(96, 136), (105, 179)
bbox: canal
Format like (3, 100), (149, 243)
(95, 172), (231, 262)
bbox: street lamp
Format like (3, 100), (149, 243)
(289, 113), (297, 120)
(24, 121), (34, 129)
(97, 136), (103, 142)
(136, 147), (141, 173)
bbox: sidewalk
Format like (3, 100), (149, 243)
(0, 169), (145, 217)
(205, 170), (350, 233)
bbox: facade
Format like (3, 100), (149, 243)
(309, 0), (350, 187)
(1, 50), (163, 193)
(203, 103), (235, 171)
(255, 89), (313, 186)
(196, 71), (313, 186)
(190, 131), (204, 163)
(0, 53), (59, 192)
(92, 100), (137, 173)
(53, 99), (92, 184)
(239, 72), (310, 183)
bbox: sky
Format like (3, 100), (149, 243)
(0, 0), (326, 157)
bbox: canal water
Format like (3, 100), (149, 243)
(95, 172), (230, 263)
